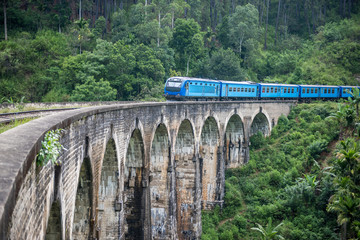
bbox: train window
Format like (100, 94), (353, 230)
(315, 89), (318, 93)
(324, 89), (327, 93)
(266, 87), (269, 93)
(190, 82), (193, 85)
(229, 87), (232, 91)
(271, 87), (274, 93)
(343, 89), (346, 94)
(275, 88), (278, 93)
(245, 88), (248, 92)
(252, 88), (255, 92)
(302, 89), (305, 93)
(307, 89), (309, 93)
(195, 83), (198, 85)
(262, 88), (265, 93)
(332, 89), (335, 93)
(284, 88), (287, 93)
(311, 88), (314, 94)
(291, 88), (294, 93)
(237, 88), (240, 92)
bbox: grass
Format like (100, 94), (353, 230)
(0, 117), (39, 134)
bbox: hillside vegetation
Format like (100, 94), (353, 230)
(0, 0), (360, 102)
(203, 99), (360, 239)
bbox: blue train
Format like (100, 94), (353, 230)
(164, 77), (359, 101)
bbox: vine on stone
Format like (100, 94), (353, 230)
(36, 129), (64, 167)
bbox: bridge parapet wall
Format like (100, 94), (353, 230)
(0, 101), (295, 239)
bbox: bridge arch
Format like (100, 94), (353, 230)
(200, 116), (220, 209)
(124, 128), (145, 239)
(250, 110), (271, 137)
(72, 155), (94, 239)
(97, 137), (120, 239)
(150, 123), (171, 239)
(174, 119), (196, 239)
(224, 114), (245, 167)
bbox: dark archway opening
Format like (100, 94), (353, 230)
(150, 124), (170, 239)
(124, 129), (144, 240)
(225, 115), (245, 167)
(98, 138), (120, 238)
(72, 157), (93, 239)
(45, 200), (61, 240)
(200, 117), (220, 209)
(175, 120), (195, 239)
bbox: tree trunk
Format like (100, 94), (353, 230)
(79, 0), (82, 20)
(96, 0), (99, 20)
(172, 11), (174, 29)
(275, 0), (281, 46)
(184, 0), (188, 18)
(348, 0), (351, 17)
(157, 11), (161, 47)
(210, 0), (214, 30)
(304, 0), (311, 36)
(145, 0), (147, 19)
(4, 0), (7, 41)
(264, 0), (269, 49)
(239, 34), (244, 55)
(343, 0), (346, 18)
(186, 55), (191, 76)
(311, 0), (315, 33)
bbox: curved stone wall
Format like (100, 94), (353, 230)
(0, 101), (295, 239)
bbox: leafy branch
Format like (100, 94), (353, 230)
(36, 129), (64, 167)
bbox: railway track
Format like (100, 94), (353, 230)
(0, 108), (78, 125)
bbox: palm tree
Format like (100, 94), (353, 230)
(251, 218), (284, 240)
(328, 138), (360, 239)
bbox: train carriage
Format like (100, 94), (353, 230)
(164, 77), (221, 100)
(340, 86), (360, 98)
(319, 85), (340, 98)
(221, 81), (258, 99)
(259, 83), (299, 99)
(299, 85), (321, 98)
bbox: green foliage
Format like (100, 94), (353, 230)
(251, 218), (284, 240)
(327, 138), (360, 239)
(71, 77), (117, 101)
(203, 102), (341, 239)
(208, 48), (245, 81)
(36, 129), (64, 167)
(250, 131), (266, 150)
(308, 139), (328, 158)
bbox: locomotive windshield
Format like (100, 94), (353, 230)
(165, 78), (183, 92)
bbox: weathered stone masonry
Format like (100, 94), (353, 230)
(0, 101), (295, 240)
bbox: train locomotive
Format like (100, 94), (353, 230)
(164, 77), (359, 101)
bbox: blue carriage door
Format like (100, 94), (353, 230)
(226, 85), (228, 97)
(185, 82), (189, 96)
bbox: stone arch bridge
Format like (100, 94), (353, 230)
(0, 101), (295, 240)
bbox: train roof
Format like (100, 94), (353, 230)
(220, 81), (258, 85)
(340, 86), (360, 88)
(258, 83), (299, 87)
(298, 84), (339, 88)
(167, 77), (220, 82)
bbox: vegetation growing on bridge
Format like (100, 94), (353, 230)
(36, 129), (64, 167)
(202, 100), (360, 239)
(0, 1), (359, 102)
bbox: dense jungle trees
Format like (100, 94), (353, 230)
(0, 0), (359, 102)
